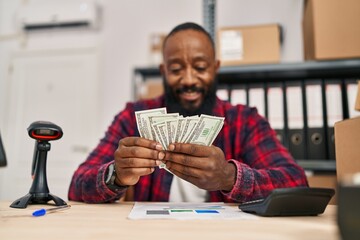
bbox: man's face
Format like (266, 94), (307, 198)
(160, 29), (220, 113)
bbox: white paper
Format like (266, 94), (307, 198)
(219, 30), (244, 61)
(128, 202), (258, 220)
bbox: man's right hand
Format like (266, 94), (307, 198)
(113, 137), (163, 186)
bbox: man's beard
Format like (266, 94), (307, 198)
(163, 77), (217, 117)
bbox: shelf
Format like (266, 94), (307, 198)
(134, 67), (161, 78)
(296, 160), (336, 173)
(134, 59), (360, 84)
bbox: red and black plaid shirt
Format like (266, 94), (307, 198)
(68, 95), (308, 203)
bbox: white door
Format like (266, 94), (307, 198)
(0, 48), (101, 201)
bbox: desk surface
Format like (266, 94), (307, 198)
(0, 201), (339, 240)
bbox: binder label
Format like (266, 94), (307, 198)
(268, 87), (284, 129)
(286, 86), (304, 129)
(231, 89), (247, 105)
(249, 88), (265, 117)
(326, 84), (342, 127)
(306, 85), (323, 128)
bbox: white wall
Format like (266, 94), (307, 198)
(0, 0), (202, 201)
(0, 0), (20, 131)
(99, 0), (202, 131)
(0, 0), (305, 201)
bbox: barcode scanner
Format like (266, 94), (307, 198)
(28, 122), (63, 177)
(10, 121), (67, 209)
(28, 121), (63, 141)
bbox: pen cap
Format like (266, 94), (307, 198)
(32, 208), (46, 217)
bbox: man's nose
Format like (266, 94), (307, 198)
(181, 68), (197, 85)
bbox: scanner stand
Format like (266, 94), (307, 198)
(10, 141), (67, 208)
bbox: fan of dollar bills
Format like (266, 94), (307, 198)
(135, 107), (224, 150)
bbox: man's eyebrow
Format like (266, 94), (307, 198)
(193, 55), (210, 61)
(165, 54), (213, 64)
(166, 58), (183, 64)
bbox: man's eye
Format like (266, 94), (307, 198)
(195, 66), (206, 72)
(170, 67), (181, 74)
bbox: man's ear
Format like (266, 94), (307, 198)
(215, 60), (221, 72)
(159, 63), (165, 76)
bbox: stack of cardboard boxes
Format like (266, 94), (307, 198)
(335, 81), (360, 181)
(217, 24), (281, 66)
(217, 0), (360, 65)
(137, 33), (166, 100)
(303, 0), (360, 60)
(137, 79), (163, 100)
(148, 33), (166, 66)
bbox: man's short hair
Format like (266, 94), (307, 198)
(163, 22), (215, 53)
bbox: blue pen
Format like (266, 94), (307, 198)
(32, 205), (71, 217)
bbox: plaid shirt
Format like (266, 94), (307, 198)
(68, 95), (308, 203)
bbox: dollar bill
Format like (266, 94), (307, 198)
(135, 107), (166, 140)
(189, 114), (224, 146)
(178, 116), (198, 143)
(152, 121), (167, 149)
(174, 117), (186, 143)
(149, 113), (179, 142)
(165, 118), (179, 145)
(181, 116), (200, 143)
(135, 108), (225, 172)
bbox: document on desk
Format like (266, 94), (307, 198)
(128, 202), (258, 220)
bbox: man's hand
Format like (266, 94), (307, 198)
(161, 143), (236, 191)
(114, 137), (162, 186)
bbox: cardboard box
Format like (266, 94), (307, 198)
(137, 80), (163, 100)
(303, 0), (360, 60)
(335, 81), (360, 181)
(217, 24), (281, 66)
(356, 81), (360, 111)
(335, 117), (360, 180)
(307, 174), (337, 204)
(149, 33), (166, 65)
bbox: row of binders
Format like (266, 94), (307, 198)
(216, 79), (360, 161)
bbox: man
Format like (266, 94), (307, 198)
(68, 22), (308, 203)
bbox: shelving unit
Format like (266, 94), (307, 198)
(135, 59), (360, 83)
(133, 59), (360, 172)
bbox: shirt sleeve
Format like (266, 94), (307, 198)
(68, 103), (136, 203)
(221, 107), (308, 203)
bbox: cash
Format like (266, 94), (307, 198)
(135, 107), (224, 169)
(135, 107), (167, 140)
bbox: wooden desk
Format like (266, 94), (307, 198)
(0, 201), (339, 240)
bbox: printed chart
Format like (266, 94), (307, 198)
(128, 202), (258, 220)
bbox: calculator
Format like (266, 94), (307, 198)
(238, 187), (335, 217)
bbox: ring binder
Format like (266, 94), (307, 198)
(267, 84), (285, 145)
(325, 82), (343, 160)
(305, 81), (326, 160)
(286, 83), (305, 160)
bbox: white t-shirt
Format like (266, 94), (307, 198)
(169, 175), (207, 202)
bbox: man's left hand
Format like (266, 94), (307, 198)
(161, 143), (236, 191)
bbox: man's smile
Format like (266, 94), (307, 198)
(179, 91), (202, 101)
(175, 85), (205, 108)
